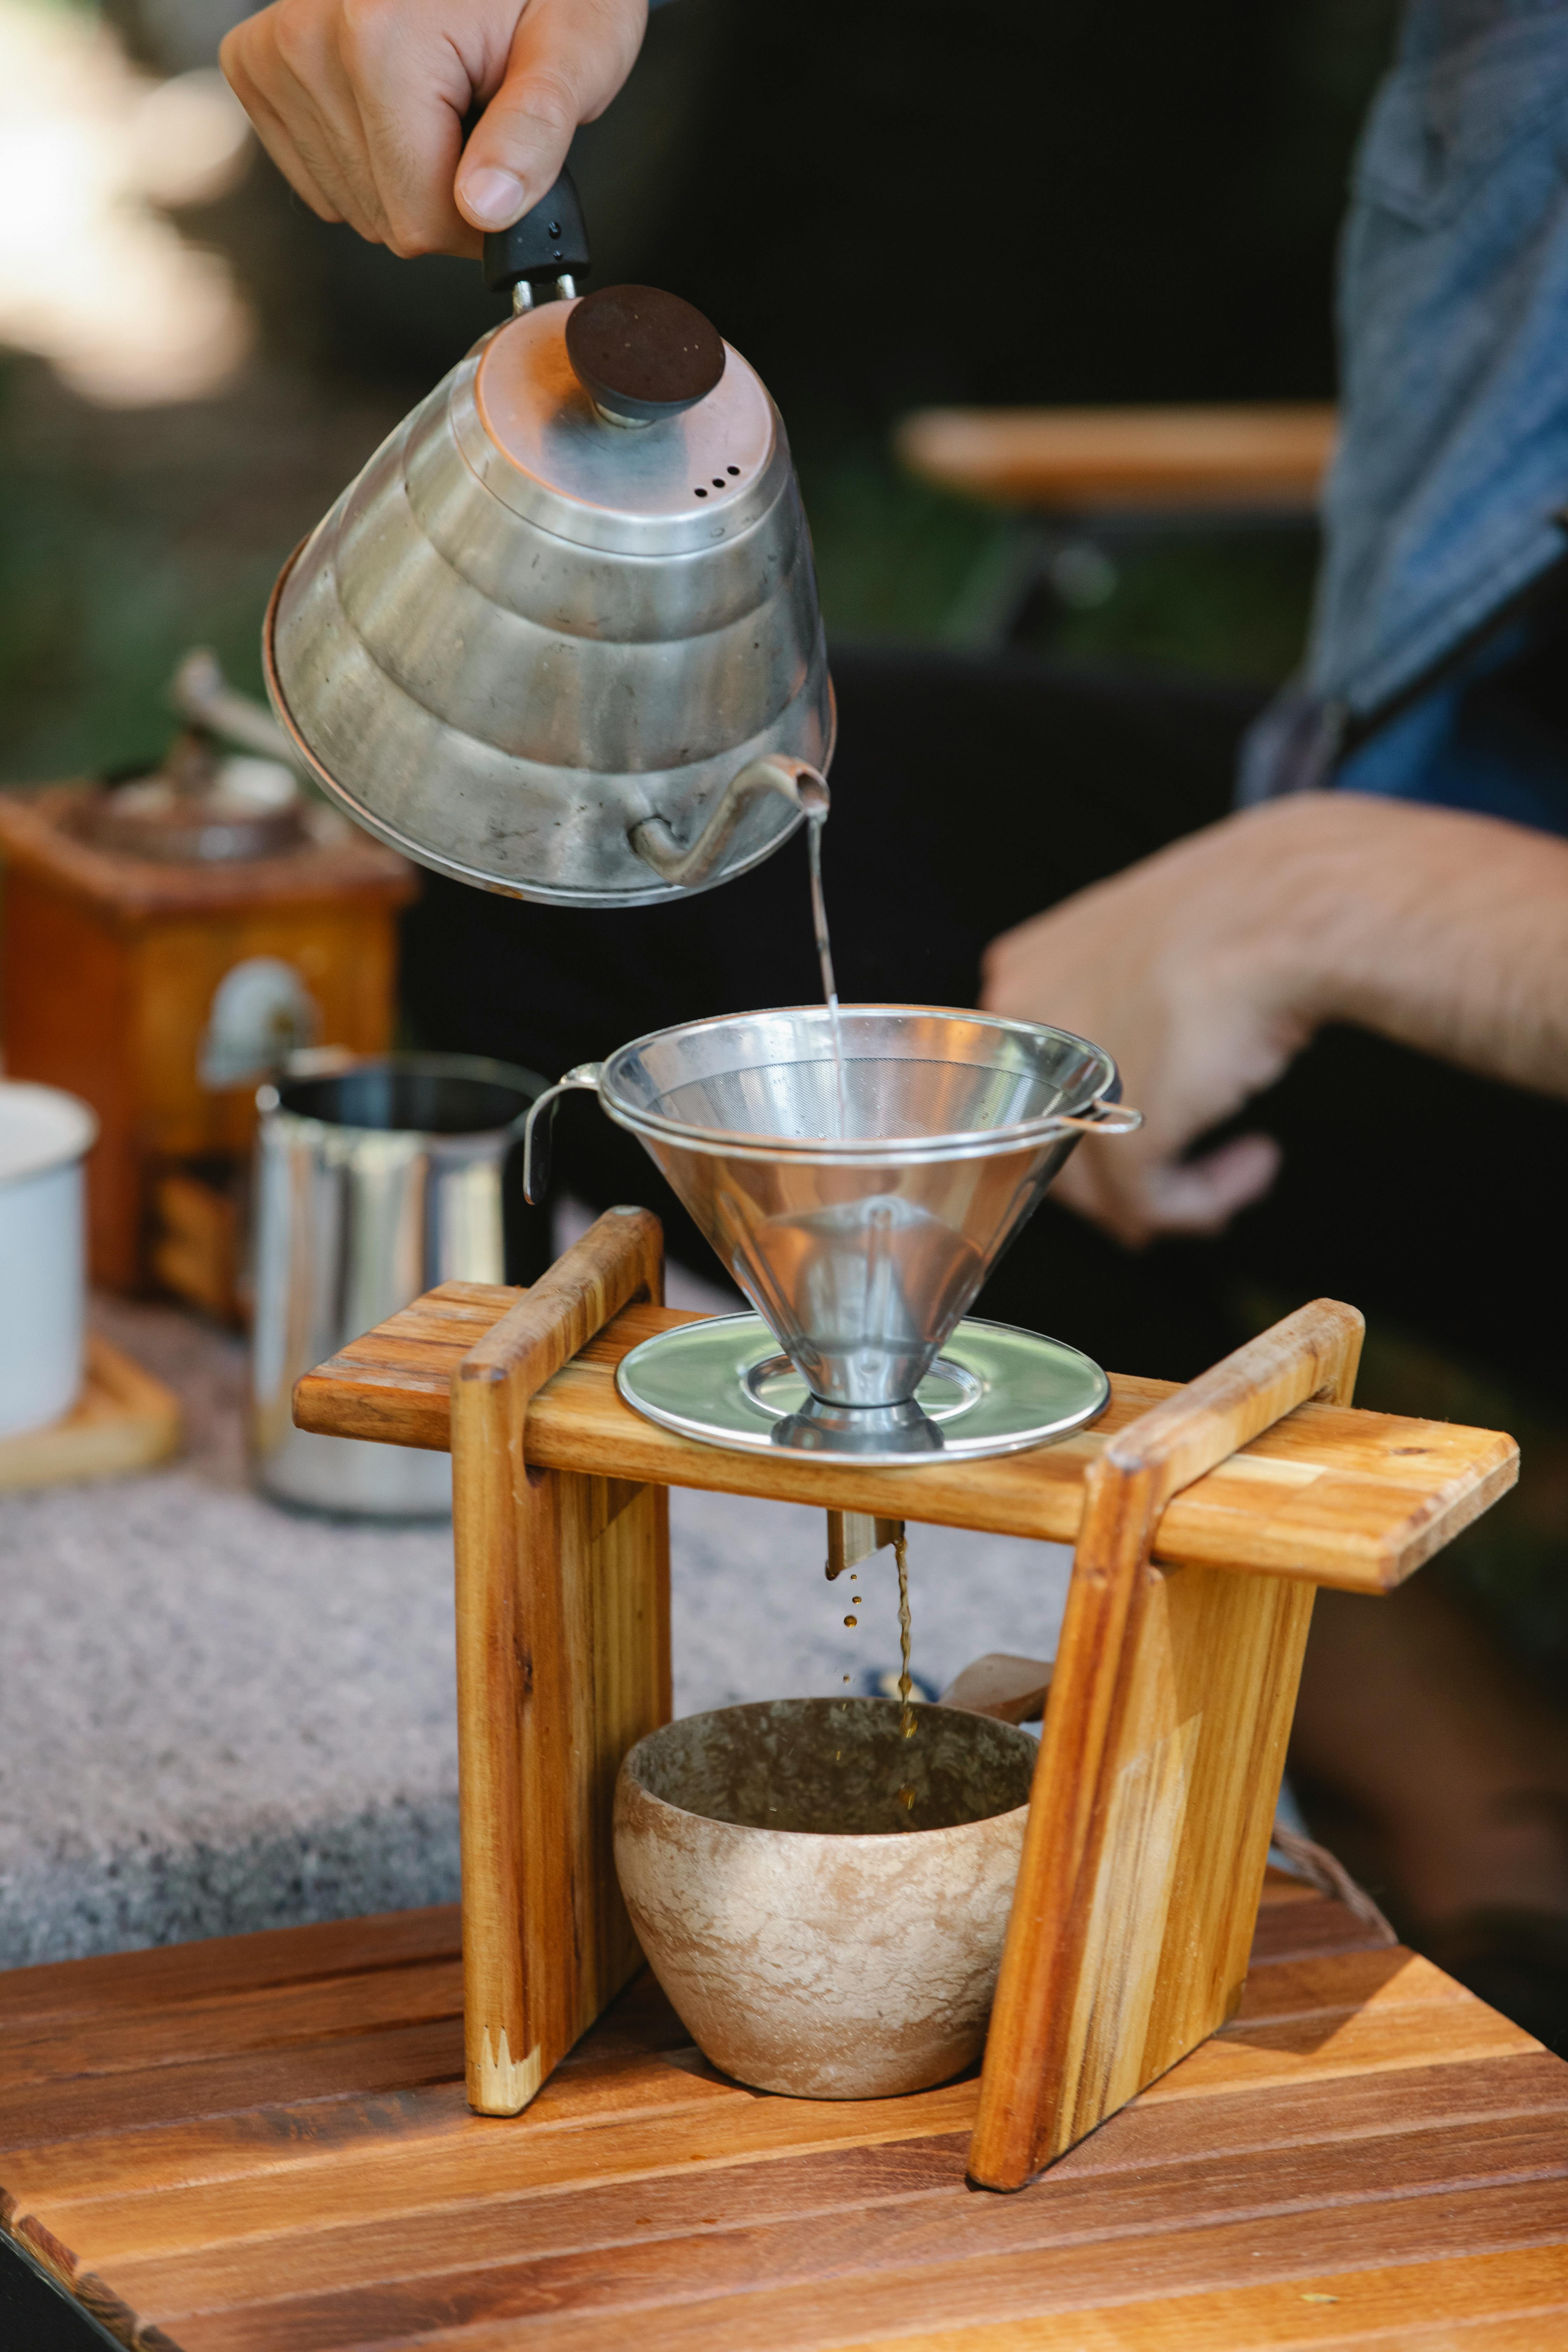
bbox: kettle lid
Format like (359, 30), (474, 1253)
(468, 295), (780, 556)
(565, 285), (726, 425)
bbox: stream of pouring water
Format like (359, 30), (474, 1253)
(806, 785), (916, 1759)
(894, 1533), (916, 1740)
(804, 798), (848, 1137)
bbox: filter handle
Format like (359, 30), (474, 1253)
(1053, 1099), (1143, 1136)
(522, 1063), (603, 1204)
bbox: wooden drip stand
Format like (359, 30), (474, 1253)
(296, 1208), (1518, 2191)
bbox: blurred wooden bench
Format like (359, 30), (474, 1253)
(896, 402), (1337, 514)
(895, 402), (1337, 643)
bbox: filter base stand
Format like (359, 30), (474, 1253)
(615, 1311), (1110, 1464)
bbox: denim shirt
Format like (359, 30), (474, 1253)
(1242, 0), (1568, 826)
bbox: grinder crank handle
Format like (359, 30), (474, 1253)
(482, 165), (590, 307)
(523, 1063), (603, 1204)
(171, 648), (299, 768)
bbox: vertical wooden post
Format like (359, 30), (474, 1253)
(450, 1208), (669, 2117)
(969, 1297), (1365, 2189)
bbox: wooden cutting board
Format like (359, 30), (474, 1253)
(0, 1335), (180, 1494)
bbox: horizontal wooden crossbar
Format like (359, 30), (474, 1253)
(293, 1285), (1518, 1595)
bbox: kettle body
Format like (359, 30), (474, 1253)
(265, 295), (834, 906)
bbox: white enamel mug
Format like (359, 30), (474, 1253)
(0, 1083), (98, 1439)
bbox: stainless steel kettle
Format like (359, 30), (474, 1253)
(264, 172), (834, 907)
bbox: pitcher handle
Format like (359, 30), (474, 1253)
(522, 1063), (604, 1204)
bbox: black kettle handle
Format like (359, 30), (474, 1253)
(482, 166), (590, 299)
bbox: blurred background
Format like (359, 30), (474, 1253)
(0, 0), (1561, 2023)
(3, 0), (1565, 1900)
(0, 0), (1399, 783)
(4, 0), (1564, 1620)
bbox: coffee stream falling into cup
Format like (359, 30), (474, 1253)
(893, 1534), (916, 1741)
(831, 1530), (920, 1788)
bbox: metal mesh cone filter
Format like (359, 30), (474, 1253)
(599, 1006), (1118, 1408)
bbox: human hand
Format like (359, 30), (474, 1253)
(982, 789), (1568, 1247)
(221, 0), (648, 258)
(982, 803), (1313, 1246)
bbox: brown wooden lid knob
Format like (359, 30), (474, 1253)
(565, 285), (726, 425)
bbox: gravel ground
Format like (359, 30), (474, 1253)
(0, 1270), (1072, 1965)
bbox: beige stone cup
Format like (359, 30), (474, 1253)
(613, 1695), (1037, 2099)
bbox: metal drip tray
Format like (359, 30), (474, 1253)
(616, 1312), (1109, 1464)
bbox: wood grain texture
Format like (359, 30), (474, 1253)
(0, 1336), (181, 1493)
(120, 2121), (1568, 2350)
(450, 1211), (669, 2118)
(0, 1904), (461, 2031)
(85, 2048), (1568, 2312)
(129, 905), (402, 1163)
(0, 794), (412, 1289)
(294, 1289), (1518, 1596)
(895, 402), (1337, 511)
(149, 1169), (242, 1322)
(828, 2247), (1568, 2352)
(971, 1302), (1366, 2189)
(200, 2181), (1565, 2352)
(0, 786), (414, 919)
(295, 1282), (1518, 2195)
(2, 1879), (1562, 2352)
(1, 871), (143, 1284)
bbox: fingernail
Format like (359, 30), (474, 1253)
(461, 167), (526, 228)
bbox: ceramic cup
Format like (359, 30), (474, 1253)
(0, 1083), (98, 1439)
(614, 1695), (1036, 2099)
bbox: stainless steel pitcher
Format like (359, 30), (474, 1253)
(264, 173), (833, 907)
(250, 1053), (541, 1514)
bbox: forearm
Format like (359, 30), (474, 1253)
(1266, 793), (1568, 1099)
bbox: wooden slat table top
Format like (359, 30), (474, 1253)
(2, 1877), (1564, 2351)
(292, 1284), (1519, 1594)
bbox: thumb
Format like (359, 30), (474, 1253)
(1141, 1133), (1283, 1238)
(456, 0), (647, 232)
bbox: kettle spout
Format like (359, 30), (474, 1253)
(629, 758), (829, 890)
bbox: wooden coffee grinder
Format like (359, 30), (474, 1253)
(0, 653), (414, 1317)
(296, 1208), (1518, 2188)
